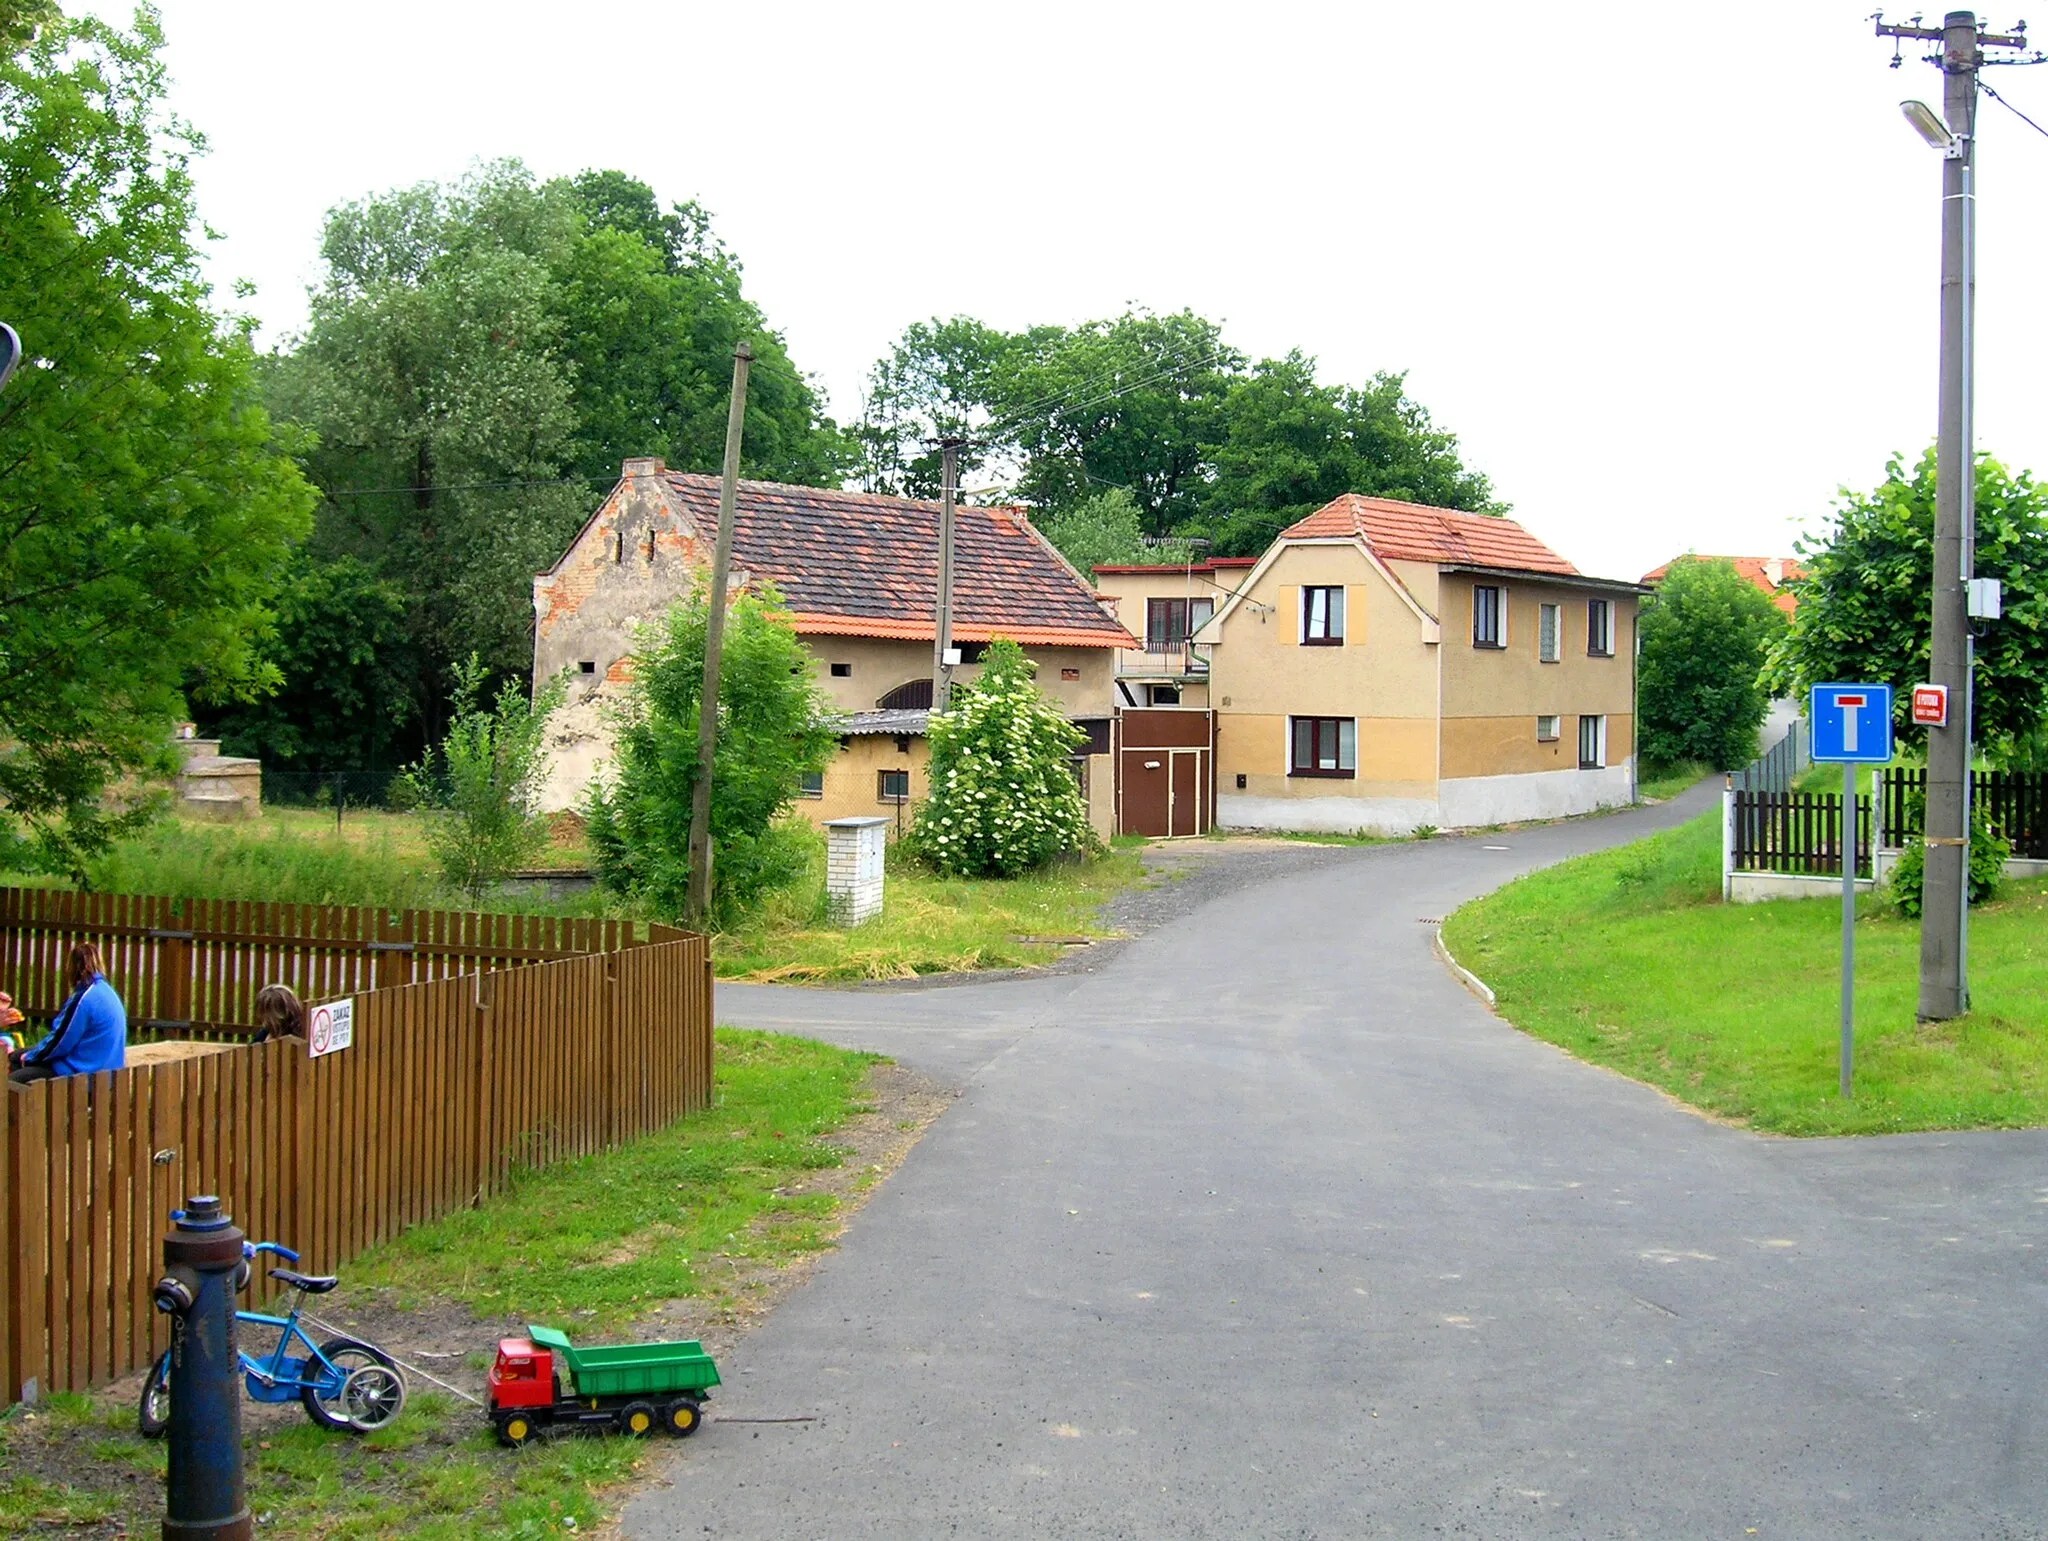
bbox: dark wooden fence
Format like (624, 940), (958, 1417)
(1880, 768), (2048, 858)
(2, 890), (712, 1405)
(1732, 790), (1873, 877)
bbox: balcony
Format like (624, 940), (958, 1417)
(1115, 640), (1208, 679)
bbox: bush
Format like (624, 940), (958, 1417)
(1888, 804), (2010, 917)
(911, 638), (1093, 877)
(584, 582), (835, 924)
(1639, 557), (1787, 770)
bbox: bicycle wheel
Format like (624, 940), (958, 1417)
(301, 1338), (401, 1432)
(137, 1350), (172, 1438)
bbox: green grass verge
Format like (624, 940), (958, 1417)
(713, 846), (1144, 982)
(1636, 760), (1714, 801)
(1441, 810), (2048, 1135)
(0, 1030), (879, 1538)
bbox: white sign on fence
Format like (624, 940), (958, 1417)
(307, 997), (354, 1058)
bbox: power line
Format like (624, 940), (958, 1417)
(1980, 79), (2048, 141)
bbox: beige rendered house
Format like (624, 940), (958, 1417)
(1093, 495), (1645, 835)
(531, 459), (1132, 835)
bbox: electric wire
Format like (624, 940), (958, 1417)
(1980, 78), (2048, 142)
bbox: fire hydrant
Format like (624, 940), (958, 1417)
(154, 1195), (249, 1541)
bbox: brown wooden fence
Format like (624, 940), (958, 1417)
(1, 892), (712, 1405)
(1880, 768), (2048, 858)
(1732, 790), (1874, 877)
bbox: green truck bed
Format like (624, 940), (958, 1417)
(528, 1324), (721, 1400)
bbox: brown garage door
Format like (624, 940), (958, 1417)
(1115, 710), (1214, 838)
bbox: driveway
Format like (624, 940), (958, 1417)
(627, 785), (2048, 1539)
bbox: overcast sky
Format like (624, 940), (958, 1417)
(88, 1), (2048, 581)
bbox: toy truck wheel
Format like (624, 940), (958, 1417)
(495, 1411), (539, 1447)
(617, 1400), (659, 1437)
(662, 1398), (703, 1437)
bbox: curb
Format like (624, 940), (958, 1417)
(1430, 928), (1496, 1008)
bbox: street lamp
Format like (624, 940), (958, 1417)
(1900, 98), (1956, 149)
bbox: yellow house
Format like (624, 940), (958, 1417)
(532, 459), (1132, 836)
(1094, 495), (1644, 835)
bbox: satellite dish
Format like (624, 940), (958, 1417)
(0, 324), (19, 393)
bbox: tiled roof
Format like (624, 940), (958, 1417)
(1091, 556), (1259, 576)
(663, 475), (1133, 648)
(1281, 494), (1578, 577)
(1642, 554), (1803, 616)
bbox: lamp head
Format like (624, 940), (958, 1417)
(1900, 99), (1954, 149)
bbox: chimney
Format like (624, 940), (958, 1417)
(621, 456), (667, 480)
(1763, 558), (1785, 587)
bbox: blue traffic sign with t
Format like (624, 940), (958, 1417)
(1810, 683), (1894, 763)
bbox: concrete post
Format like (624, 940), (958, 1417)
(823, 817), (890, 927)
(1721, 777), (1736, 903)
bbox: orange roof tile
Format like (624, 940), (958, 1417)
(1642, 554), (1804, 616)
(1281, 494), (1579, 577)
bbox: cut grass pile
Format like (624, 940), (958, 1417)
(1441, 810), (2048, 1135)
(713, 845), (1144, 982)
(0, 1030), (880, 1538)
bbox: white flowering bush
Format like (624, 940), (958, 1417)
(912, 638), (1093, 877)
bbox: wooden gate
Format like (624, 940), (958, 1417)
(1115, 708), (1214, 837)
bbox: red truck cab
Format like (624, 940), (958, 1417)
(488, 1337), (556, 1412)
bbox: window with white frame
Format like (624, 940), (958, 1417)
(1538, 603), (1560, 663)
(798, 770), (824, 798)
(1577, 714), (1606, 769)
(1301, 586), (1345, 645)
(1586, 598), (1615, 657)
(1289, 716), (1357, 777)
(1472, 584), (1505, 648)
(1536, 714), (1560, 742)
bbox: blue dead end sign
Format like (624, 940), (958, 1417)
(1810, 683), (1894, 764)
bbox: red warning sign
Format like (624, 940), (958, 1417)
(1911, 684), (1948, 728)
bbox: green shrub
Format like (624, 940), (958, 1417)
(1889, 804), (2010, 917)
(910, 638), (1093, 878)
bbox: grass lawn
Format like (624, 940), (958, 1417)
(714, 844), (1144, 982)
(1636, 760), (1714, 801)
(1441, 810), (2048, 1135)
(0, 1030), (884, 1538)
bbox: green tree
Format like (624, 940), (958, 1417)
(585, 583), (835, 922)
(1637, 558), (1787, 770)
(1765, 449), (2048, 759)
(1201, 355), (1503, 555)
(206, 555), (416, 773)
(0, 9), (315, 876)
(854, 315), (1016, 497)
(1039, 487), (1190, 573)
(913, 639), (1092, 877)
(401, 654), (565, 904)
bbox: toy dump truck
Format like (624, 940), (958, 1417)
(487, 1324), (720, 1446)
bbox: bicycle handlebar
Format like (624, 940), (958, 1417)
(241, 1241), (300, 1265)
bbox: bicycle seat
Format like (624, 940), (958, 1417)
(269, 1268), (338, 1295)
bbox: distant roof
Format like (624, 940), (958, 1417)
(1642, 554), (1804, 616)
(1281, 495), (1579, 578)
(1091, 556), (1259, 576)
(661, 474), (1133, 649)
(834, 708), (930, 737)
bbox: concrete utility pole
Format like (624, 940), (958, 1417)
(929, 437), (963, 713)
(685, 340), (752, 926)
(1875, 11), (2029, 1018)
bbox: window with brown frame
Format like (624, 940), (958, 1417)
(1145, 596), (1213, 652)
(1586, 599), (1615, 657)
(798, 770), (824, 798)
(878, 769), (910, 803)
(1472, 584), (1505, 648)
(1301, 586), (1345, 645)
(1289, 716), (1357, 777)
(1578, 715), (1605, 769)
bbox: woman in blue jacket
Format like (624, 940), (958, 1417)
(8, 942), (126, 1084)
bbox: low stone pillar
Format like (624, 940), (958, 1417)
(824, 816), (890, 926)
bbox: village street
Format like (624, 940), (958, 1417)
(626, 785), (2048, 1540)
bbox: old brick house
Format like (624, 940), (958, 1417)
(531, 459), (1133, 832)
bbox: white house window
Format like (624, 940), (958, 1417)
(1578, 714), (1606, 769)
(1538, 603), (1560, 663)
(1587, 599), (1615, 657)
(1472, 585), (1505, 648)
(1537, 714), (1560, 742)
(878, 769), (911, 803)
(1301, 586), (1345, 645)
(1289, 716), (1357, 777)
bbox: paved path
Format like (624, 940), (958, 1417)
(628, 787), (2048, 1539)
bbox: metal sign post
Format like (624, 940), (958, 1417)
(1809, 684), (1894, 1098)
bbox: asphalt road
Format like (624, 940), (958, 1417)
(625, 785), (2048, 1539)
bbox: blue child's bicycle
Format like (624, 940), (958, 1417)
(138, 1241), (406, 1437)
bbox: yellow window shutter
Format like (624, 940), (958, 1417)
(1276, 586), (1295, 643)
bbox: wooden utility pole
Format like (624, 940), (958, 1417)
(685, 341), (752, 926)
(929, 437), (963, 713)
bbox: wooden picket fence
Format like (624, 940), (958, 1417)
(1, 891), (713, 1405)
(1731, 790), (1874, 877)
(1880, 768), (2048, 858)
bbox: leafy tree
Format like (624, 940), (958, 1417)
(1201, 355), (1503, 555)
(585, 583), (835, 922)
(1765, 449), (2048, 759)
(854, 315), (1016, 498)
(1040, 487), (1190, 573)
(912, 639), (1092, 877)
(1637, 558), (1788, 771)
(206, 555), (416, 773)
(400, 655), (565, 904)
(0, 9), (315, 876)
